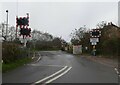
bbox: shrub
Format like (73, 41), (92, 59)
(102, 38), (118, 57)
(2, 42), (28, 63)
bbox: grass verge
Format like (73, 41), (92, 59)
(2, 57), (32, 73)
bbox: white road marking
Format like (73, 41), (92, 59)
(114, 68), (119, 75)
(45, 67), (72, 83)
(36, 56), (41, 62)
(34, 66), (68, 84)
(27, 64), (65, 67)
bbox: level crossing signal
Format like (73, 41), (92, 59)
(16, 17), (29, 26)
(20, 27), (31, 37)
(90, 29), (101, 38)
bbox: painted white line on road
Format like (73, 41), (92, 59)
(27, 64), (65, 67)
(36, 56), (41, 62)
(45, 67), (72, 83)
(114, 68), (120, 75)
(34, 66), (68, 84)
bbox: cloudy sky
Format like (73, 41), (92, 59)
(0, 0), (119, 42)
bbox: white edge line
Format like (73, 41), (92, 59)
(37, 56), (41, 62)
(114, 68), (119, 74)
(35, 66), (68, 84)
(115, 68), (117, 71)
(45, 67), (72, 83)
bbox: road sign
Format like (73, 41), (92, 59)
(90, 38), (99, 45)
(90, 38), (99, 43)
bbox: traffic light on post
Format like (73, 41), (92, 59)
(19, 27), (31, 37)
(17, 17), (29, 26)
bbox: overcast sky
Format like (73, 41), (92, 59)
(0, 1), (119, 42)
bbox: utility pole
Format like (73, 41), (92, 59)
(6, 10), (8, 41)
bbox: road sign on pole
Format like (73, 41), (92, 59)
(90, 29), (101, 56)
(16, 13), (31, 47)
(90, 38), (99, 43)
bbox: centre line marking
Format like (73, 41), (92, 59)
(34, 66), (68, 84)
(45, 66), (72, 83)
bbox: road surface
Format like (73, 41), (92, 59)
(2, 51), (119, 84)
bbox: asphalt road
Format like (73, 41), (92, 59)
(2, 51), (119, 84)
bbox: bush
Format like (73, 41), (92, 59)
(2, 42), (28, 63)
(101, 38), (119, 57)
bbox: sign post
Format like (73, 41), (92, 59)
(16, 13), (31, 47)
(90, 29), (101, 56)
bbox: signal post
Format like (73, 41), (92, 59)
(16, 13), (31, 47)
(90, 29), (101, 56)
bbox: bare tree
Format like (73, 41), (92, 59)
(0, 23), (6, 41)
(0, 23), (16, 41)
(8, 26), (16, 41)
(70, 25), (87, 42)
(96, 21), (107, 29)
(31, 29), (53, 41)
